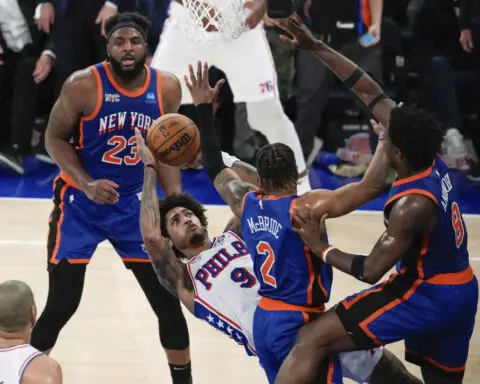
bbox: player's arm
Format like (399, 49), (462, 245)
(276, 15), (396, 126)
(45, 70), (98, 191)
(155, 72), (183, 195)
(294, 122), (388, 219)
(23, 355), (63, 384)
(300, 195), (438, 284)
(185, 62), (257, 218)
(136, 131), (194, 310)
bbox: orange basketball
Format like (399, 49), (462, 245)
(146, 113), (200, 167)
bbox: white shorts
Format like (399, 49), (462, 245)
(151, 2), (279, 104)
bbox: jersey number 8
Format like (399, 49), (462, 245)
(102, 135), (140, 165)
(451, 202), (465, 248)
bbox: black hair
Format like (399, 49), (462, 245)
(159, 192), (208, 238)
(388, 103), (444, 171)
(105, 12), (151, 41)
(255, 143), (298, 192)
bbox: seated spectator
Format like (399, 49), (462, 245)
(0, 0), (55, 175)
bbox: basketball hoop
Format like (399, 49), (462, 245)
(183, 0), (250, 42)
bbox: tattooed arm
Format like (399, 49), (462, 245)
(136, 130), (194, 312)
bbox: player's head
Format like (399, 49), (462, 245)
(105, 12), (150, 82)
(159, 192), (209, 260)
(256, 143), (298, 194)
(0, 280), (36, 337)
(386, 103), (443, 172)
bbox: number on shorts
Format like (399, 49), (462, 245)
(257, 241), (277, 288)
(451, 202), (465, 248)
(102, 136), (140, 165)
(230, 267), (256, 288)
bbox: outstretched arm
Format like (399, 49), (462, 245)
(276, 15), (396, 126)
(135, 130), (194, 310)
(184, 61), (256, 218)
(294, 121), (388, 220)
(296, 194), (438, 284)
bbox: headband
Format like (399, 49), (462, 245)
(106, 21), (147, 41)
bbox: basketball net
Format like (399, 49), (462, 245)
(183, 0), (250, 42)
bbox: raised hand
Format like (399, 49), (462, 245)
(134, 128), (156, 166)
(275, 13), (318, 51)
(184, 61), (225, 106)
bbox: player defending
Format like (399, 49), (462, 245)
(0, 280), (62, 383)
(30, 13), (193, 383)
(271, 15), (479, 384)
(182, 60), (418, 383)
(151, 0), (312, 193)
(134, 128), (421, 384)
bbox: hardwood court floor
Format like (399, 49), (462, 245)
(0, 199), (478, 383)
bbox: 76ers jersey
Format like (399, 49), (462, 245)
(241, 191), (332, 308)
(0, 344), (43, 383)
(186, 231), (259, 356)
(384, 156), (470, 278)
(68, 61), (164, 195)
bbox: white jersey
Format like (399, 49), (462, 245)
(186, 230), (260, 355)
(186, 231), (384, 383)
(0, 344), (43, 384)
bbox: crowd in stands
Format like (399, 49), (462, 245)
(1, 0), (479, 182)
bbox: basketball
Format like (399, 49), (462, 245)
(146, 113), (200, 167)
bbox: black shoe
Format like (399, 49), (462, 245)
(0, 147), (25, 175)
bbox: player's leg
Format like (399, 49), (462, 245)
(214, 27), (311, 194)
(30, 261), (87, 354)
(31, 178), (101, 353)
(126, 262), (192, 384)
(150, 3), (209, 106)
(368, 349), (423, 384)
(404, 277), (478, 384)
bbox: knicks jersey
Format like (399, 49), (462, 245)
(384, 156), (470, 278)
(186, 231), (259, 356)
(241, 192), (332, 308)
(67, 61), (164, 195)
(0, 344), (43, 383)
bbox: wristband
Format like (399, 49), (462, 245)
(144, 163), (156, 170)
(320, 245), (335, 264)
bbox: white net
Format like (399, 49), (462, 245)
(183, 0), (250, 42)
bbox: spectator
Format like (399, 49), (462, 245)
(0, 0), (55, 175)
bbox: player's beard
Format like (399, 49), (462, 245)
(109, 54), (146, 83)
(189, 228), (207, 246)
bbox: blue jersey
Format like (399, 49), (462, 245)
(384, 156), (470, 279)
(241, 191), (332, 308)
(63, 61), (164, 195)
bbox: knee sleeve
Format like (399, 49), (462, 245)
(129, 263), (190, 351)
(31, 261), (86, 351)
(246, 98), (307, 173)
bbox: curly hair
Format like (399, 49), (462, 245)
(388, 103), (444, 171)
(255, 143), (298, 192)
(159, 192), (208, 238)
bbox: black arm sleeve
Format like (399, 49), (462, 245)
(196, 103), (227, 182)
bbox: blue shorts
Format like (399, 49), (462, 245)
(47, 177), (149, 268)
(336, 268), (478, 380)
(253, 301), (343, 384)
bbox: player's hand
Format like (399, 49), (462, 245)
(184, 61), (225, 106)
(275, 13), (318, 51)
(185, 150), (203, 169)
(84, 179), (119, 204)
(134, 128), (156, 166)
(292, 212), (329, 255)
(370, 119), (385, 137)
